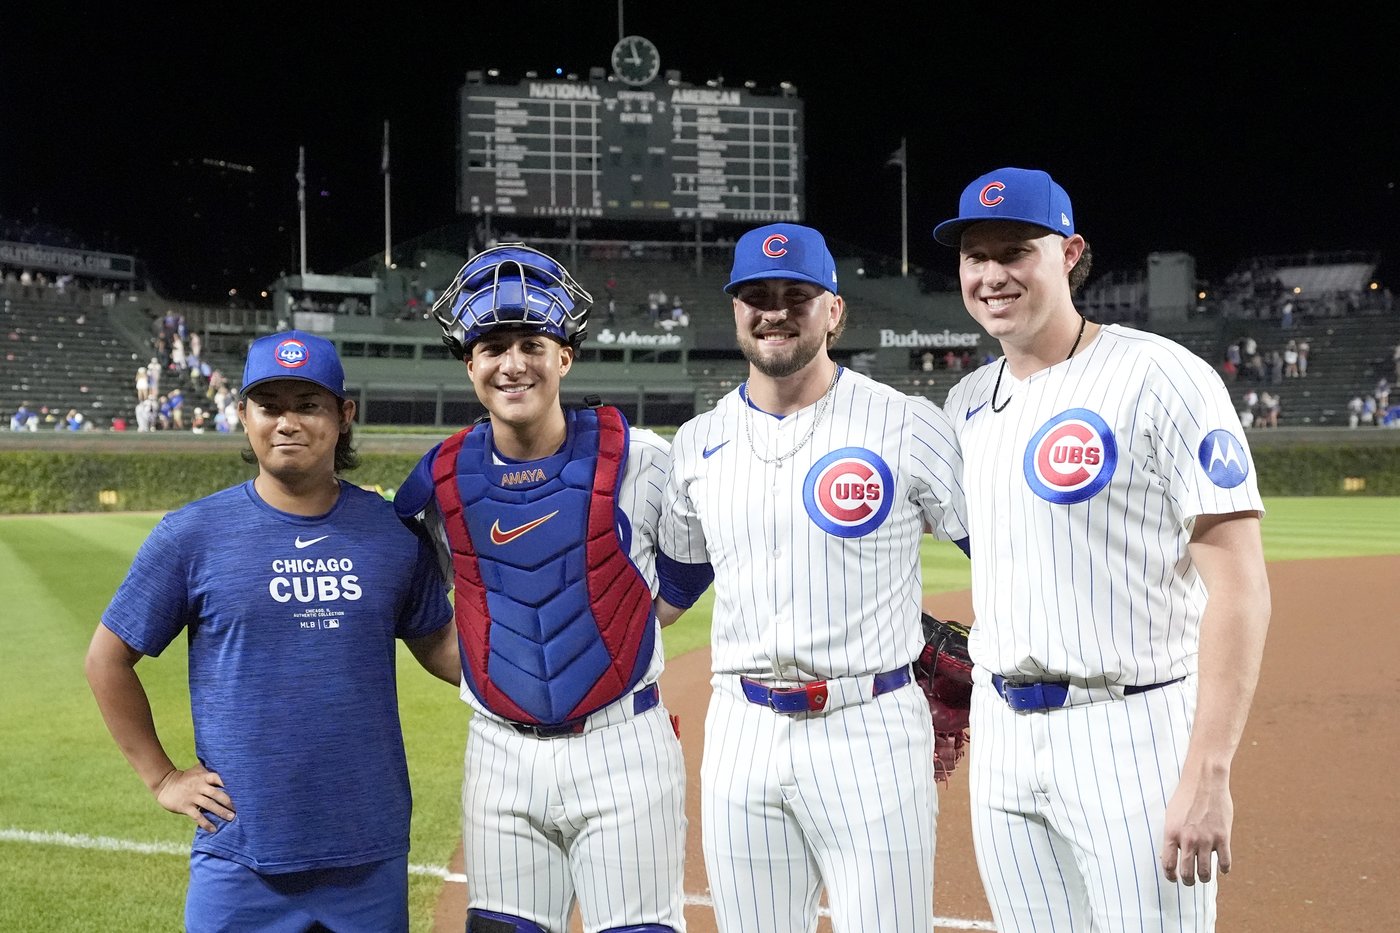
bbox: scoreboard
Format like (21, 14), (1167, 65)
(457, 79), (804, 222)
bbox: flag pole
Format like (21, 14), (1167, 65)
(899, 136), (908, 277)
(297, 146), (308, 277)
(382, 121), (392, 269)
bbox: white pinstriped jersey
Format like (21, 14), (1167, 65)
(661, 367), (969, 679)
(944, 323), (1265, 684)
(418, 425), (672, 718)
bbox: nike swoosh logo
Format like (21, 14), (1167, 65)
(964, 402), (989, 421)
(702, 441), (729, 459)
(294, 534), (330, 549)
(490, 510), (560, 545)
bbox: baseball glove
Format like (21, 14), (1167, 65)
(914, 613), (974, 783)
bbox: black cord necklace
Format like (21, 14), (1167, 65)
(989, 315), (1089, 414)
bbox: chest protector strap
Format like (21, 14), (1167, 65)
(431, 406), (656, 725)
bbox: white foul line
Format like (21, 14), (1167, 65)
(1, 826), (998, 929)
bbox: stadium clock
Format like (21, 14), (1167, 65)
(610, 35), (661, 86)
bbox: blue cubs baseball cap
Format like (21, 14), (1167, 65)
(241, 330), (346, 398)
(725, 223), (839, 295)
(932, 167), (1075, 247)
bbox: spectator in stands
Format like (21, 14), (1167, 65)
(1297, 339), (1310, 378)
(1279, 298), (1295, 329)
(1241, 388), (1260, 428)
(9, 401), (36, 431)
(1392, 341), (1400, 381)
(1283, 340), (1299, 378)
(1267, 349), (1284, 384)
(135, 396), (158, 432)
(171, 333), (187, 373)
(146, 358), (162, 400)
(1224, 340), (1242, 380)
(1375, 378), (1391, 412)
(167, 389), (186, 430)
(1347, 394), (1364, 428)
(65, 408), (85, 431)
(1246, 348), (1265, 383)
(1259, 390), (1280, 428)
(1362, 394), (1378, 426)
(921, 351), (936, 373)
(671, 294), (685, 323)
(135, 366), (150, 402)
(647, 290), (661, 324)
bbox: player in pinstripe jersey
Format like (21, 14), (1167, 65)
(934, 167), (1272, 931)
(656, 223), (970, 932)
(395, 245), (688, 933)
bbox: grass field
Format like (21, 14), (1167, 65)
(2, 497), (1398, 931)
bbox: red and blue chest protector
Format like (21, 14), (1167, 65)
(403, 407), (655, 725)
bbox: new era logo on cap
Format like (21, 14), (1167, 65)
(933, 167), (1075, 247)
(726, 223), (839, 295)
(241, 330), (347, 398)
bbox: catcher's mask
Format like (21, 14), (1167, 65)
(430, 243), (592, 360)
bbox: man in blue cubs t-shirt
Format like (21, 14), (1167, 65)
(85, 330), (458, 933)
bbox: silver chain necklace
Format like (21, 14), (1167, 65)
(743, 367), (841, 467)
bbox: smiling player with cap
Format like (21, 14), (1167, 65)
(393, 244), (691, 933)
(656, 222), (970, 932)
(935, 167), (1272, 930)
(85, 329), (458, 932)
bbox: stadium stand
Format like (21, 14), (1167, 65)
(1, 292), (144, 428)
(5, 221), (1396, 432)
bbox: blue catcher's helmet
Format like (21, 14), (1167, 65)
(430, 243), (592, 360)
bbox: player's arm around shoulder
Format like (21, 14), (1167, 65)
(397, 502), (460, 686)
(907, 394), (971, 554)
(630, 427), (710, 625)
(652, 419), (715, 621)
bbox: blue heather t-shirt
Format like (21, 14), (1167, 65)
(102, 480), (453, 874)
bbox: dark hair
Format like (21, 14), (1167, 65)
(1069, 239), (1093, 294)
(239, 401), (359, 472)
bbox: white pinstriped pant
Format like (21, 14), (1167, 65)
(701, 673), (938, 932)
(969, 674), (1215, 932)
(461, 696), (687, 932)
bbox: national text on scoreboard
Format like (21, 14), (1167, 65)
(457, 80), (804, 222)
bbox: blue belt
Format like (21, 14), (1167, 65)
(510, 682), (660, 738)
(741, 666), (911, 714)
(991, 674), (1185, 712)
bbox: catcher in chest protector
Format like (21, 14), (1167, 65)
(914, 613), (973, 783)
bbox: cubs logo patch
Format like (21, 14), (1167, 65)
(802, 447), (895, 538)
(275, 338), (309, 368)
(1023, 408), (1117, 504)
(1197, 428), (1249, 488)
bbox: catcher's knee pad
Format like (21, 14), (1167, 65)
(466, 909), (548, 933)
(601, 926), (680, 933)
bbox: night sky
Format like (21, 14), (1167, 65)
(6, 4), (1397, 302)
